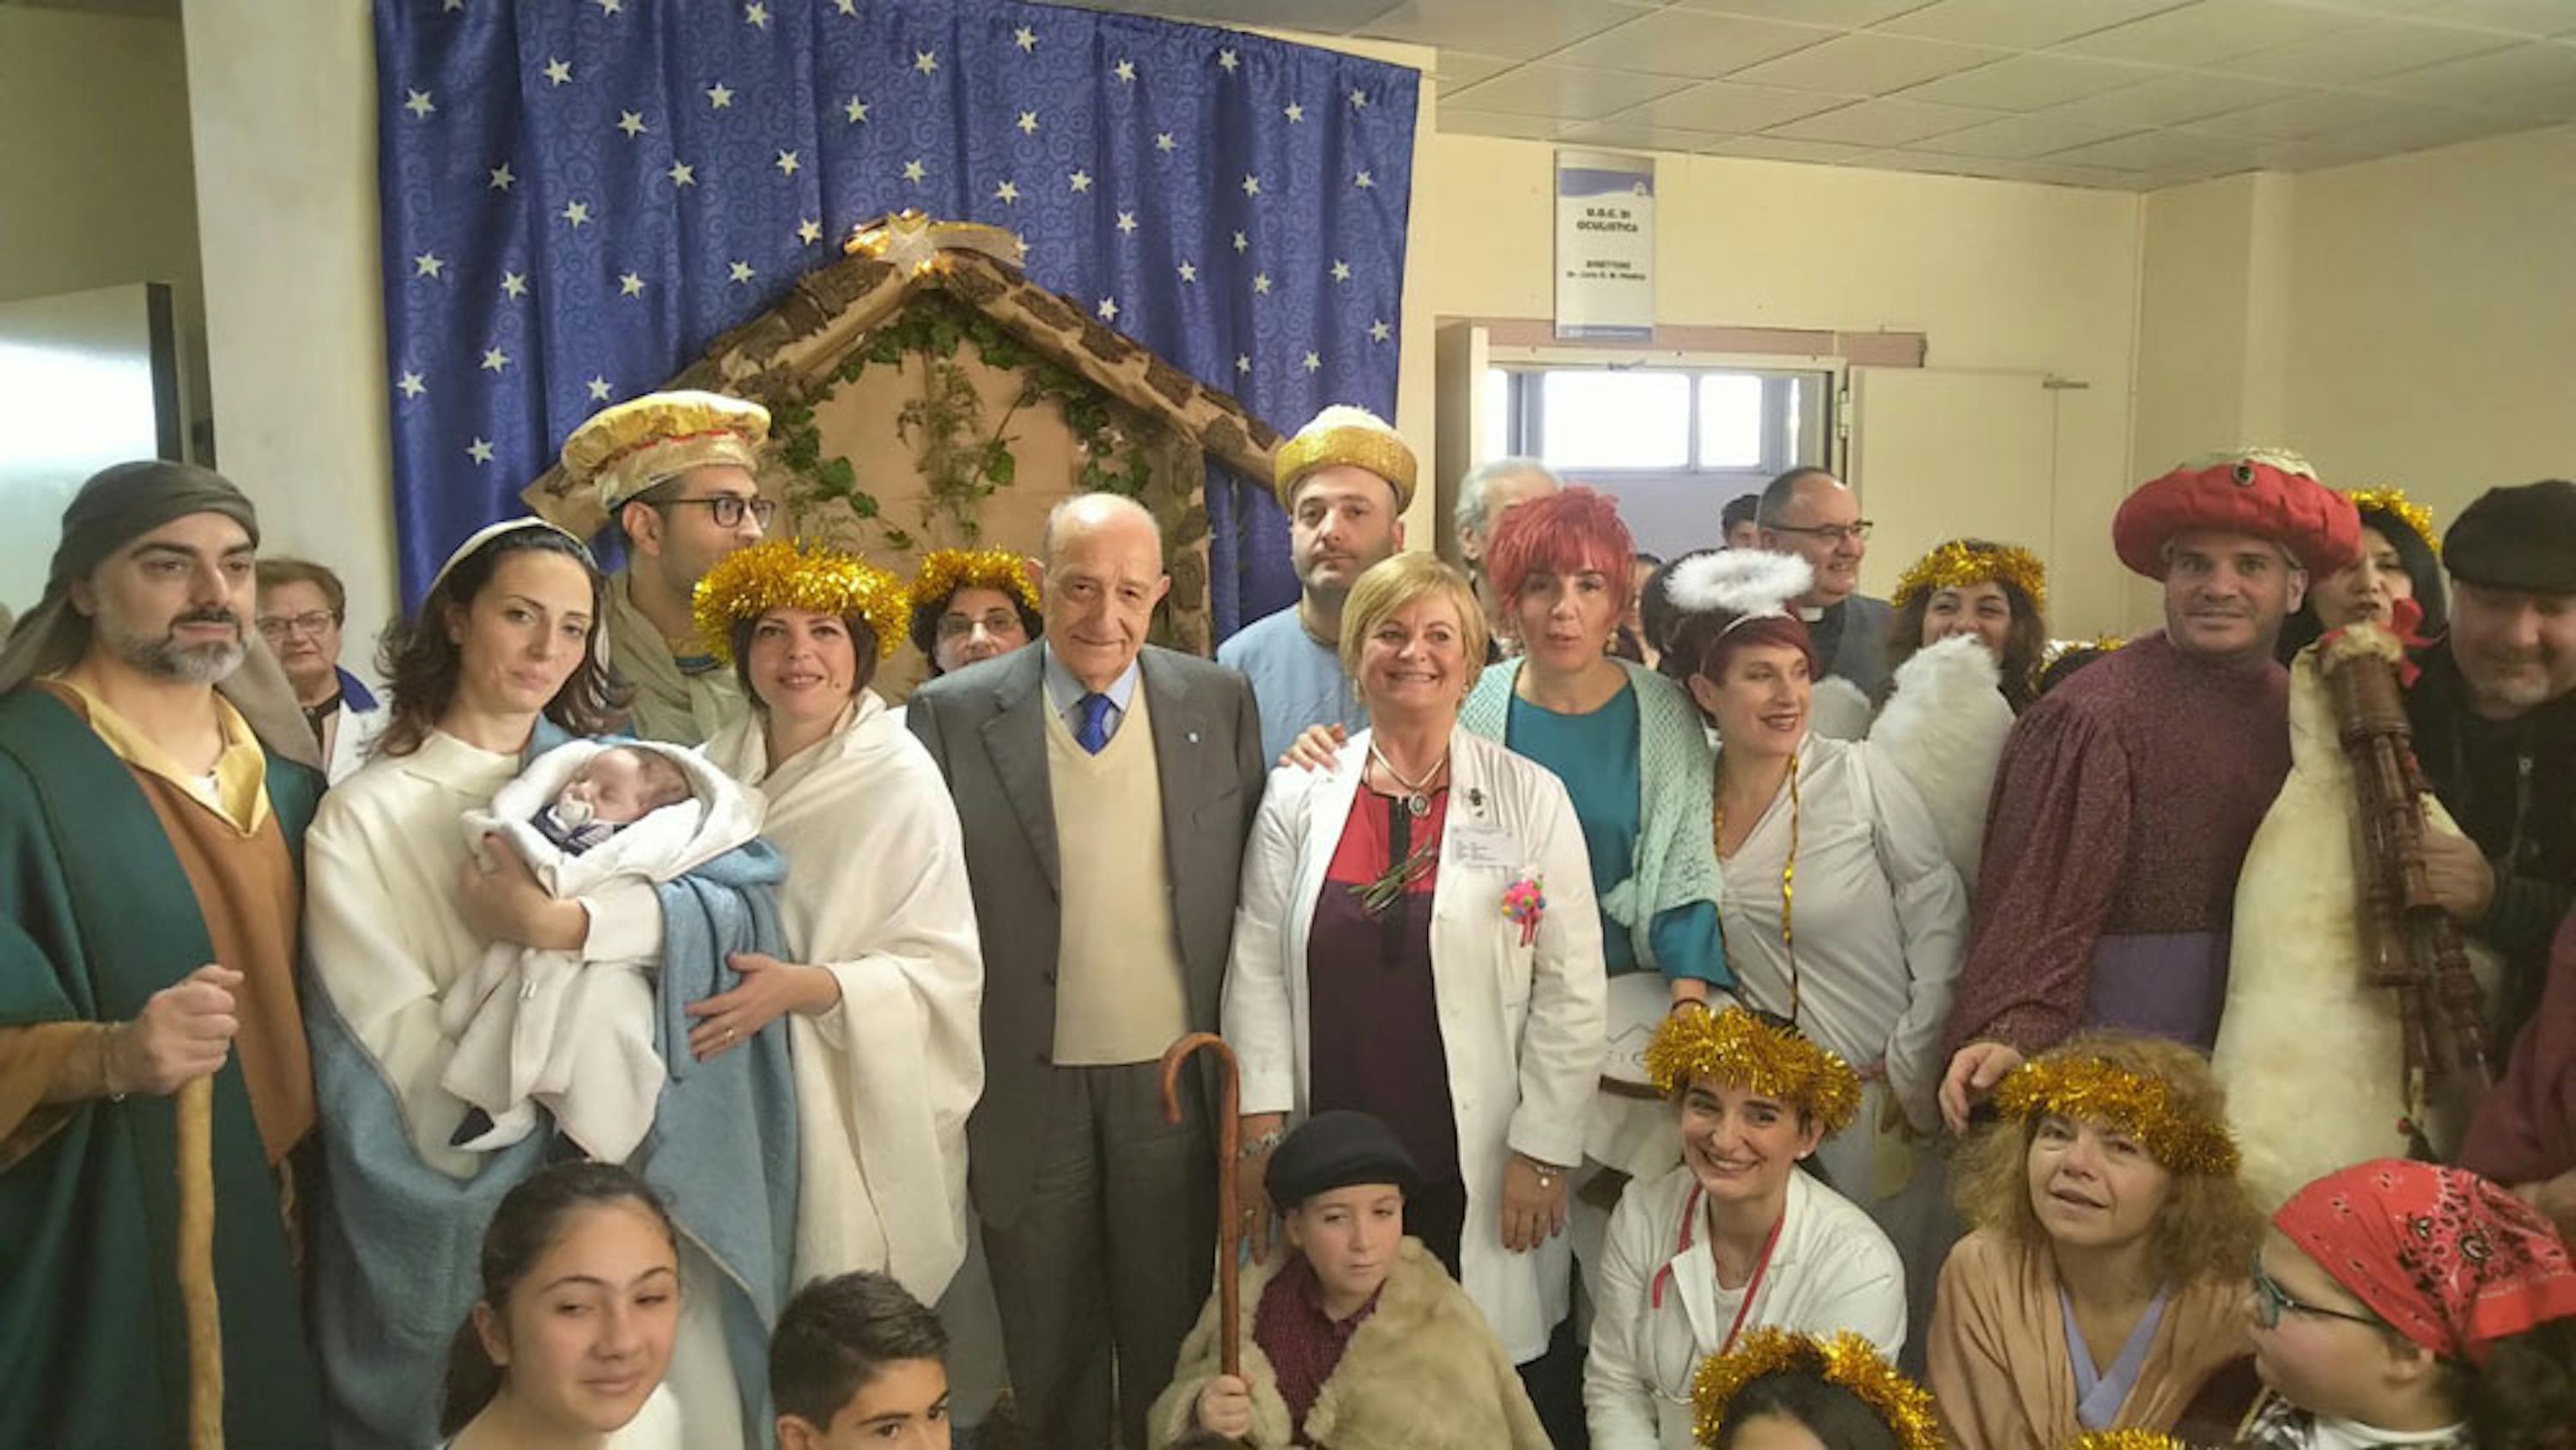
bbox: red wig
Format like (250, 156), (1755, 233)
(1485, 486), (1635, 605)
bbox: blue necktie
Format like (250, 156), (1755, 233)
(1075, 692), (1113, 754)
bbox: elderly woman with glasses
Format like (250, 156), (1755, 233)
(1927, 1034), (2263, 1448)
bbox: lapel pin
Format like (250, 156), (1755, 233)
(1188, 730), (1200, 743)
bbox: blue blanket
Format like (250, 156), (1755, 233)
(307, 837), (797, 1449)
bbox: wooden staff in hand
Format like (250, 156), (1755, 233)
(1159, 1032), (1242, 1380)
(176, 1071), (223, 1450)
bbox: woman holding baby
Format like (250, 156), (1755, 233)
(301, 397), (979, 1450)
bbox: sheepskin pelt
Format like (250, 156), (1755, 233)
(1147, 1239), (1552, 1450)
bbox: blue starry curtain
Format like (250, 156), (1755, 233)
(374, 0), (1419, 637)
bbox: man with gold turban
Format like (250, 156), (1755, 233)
(561, 389), (775, 744)
(1221, 404), (1414, 764)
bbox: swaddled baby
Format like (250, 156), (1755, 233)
(440, 739), (761, 1161)
(532, 745), (693, 855)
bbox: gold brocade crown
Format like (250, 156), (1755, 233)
(2344, 485), (2440, 555)
(1273, 405), (1418, 513)
(561, 390), (773, 512)
(910, 547), (1041, 614)
(1991, 1056), (2240, 1177)
(1891, 539), (2049, 616)
(1643, 1006), (1862, 1137)
(1688, 1329), (1942, 1450)
(692, 539), (908, 664)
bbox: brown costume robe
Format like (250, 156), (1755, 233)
(1927, 1229), (2252, 1449)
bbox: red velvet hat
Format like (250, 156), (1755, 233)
(2112, 448), (2362, 581)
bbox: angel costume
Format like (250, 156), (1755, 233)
(438, 739), (761, 1162)
(700, 691), (984, 1302)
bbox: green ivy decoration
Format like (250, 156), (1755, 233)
(774, 292), (1157, 555)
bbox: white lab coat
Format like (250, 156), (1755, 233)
(1585, 1164), (1907, 1450)
(1224, 726), (1607, 1362)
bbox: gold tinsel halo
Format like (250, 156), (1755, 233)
(2343, 485), (2440, 556)
(1891, 539), (2049, 616)
(2066, 1433), (2188, 1450)
(692, 539), (908, 664)
(1992, 1055), (2240, 1176)
(1643, 1006), (1862, 1137)
(1687, 1328), (1942, 1450)
(910, 547), (1041, 616)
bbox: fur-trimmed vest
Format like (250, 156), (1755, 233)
(1147, 1240), (1552, 1450)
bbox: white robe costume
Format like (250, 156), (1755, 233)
(701, 691), (984, 1303)
(306, 731), (742, 1450)
(437, 740), (762, 1162)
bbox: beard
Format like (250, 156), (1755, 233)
(106, 609), (246, 685)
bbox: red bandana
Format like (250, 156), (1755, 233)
(2273, 1159), (2576, 1362)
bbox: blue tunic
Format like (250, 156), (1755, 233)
(1218, 605), (1370, 766)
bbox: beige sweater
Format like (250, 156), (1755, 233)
(1045, 685), (1188, 1065)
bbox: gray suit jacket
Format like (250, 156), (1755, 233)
(906, 644), (1267, 1229)
(1822, 593), (1894, 700)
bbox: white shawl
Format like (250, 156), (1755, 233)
(701, 692), (985, 1303)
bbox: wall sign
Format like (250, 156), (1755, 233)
(1555, 149), (1655, 342)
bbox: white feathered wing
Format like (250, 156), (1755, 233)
(1864, 635), (2014, 890)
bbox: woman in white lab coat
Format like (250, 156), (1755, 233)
(1224, 552), (1607, 1368)
(1585, 1006), (1905, 1450)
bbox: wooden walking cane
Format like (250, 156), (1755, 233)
(176, 1073), (224, 1450)
(1158, 1032), (1242, 1380)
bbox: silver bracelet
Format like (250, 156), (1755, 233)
(1237, 1126), (1286, 1161)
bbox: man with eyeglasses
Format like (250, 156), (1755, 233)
(1754, 467), (1893, 697)
(1937, 451), (2362, 1132)
(253, 558), (384, 784)
(560, 389), (775, 743)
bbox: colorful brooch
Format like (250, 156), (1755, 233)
(1502, 876), (1546, 947)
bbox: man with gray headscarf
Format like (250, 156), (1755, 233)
(0, 461), (328, 1445)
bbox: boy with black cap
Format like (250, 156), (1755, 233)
(1148, 1110), (1550, 1449)
(2405, 478), (2576, 1041)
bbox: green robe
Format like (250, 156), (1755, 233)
(0, 686), (327, 1447)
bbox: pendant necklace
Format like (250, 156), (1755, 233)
(1369, 739), (1449, 818)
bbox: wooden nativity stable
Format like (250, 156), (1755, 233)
(522, 210), (1284, 697)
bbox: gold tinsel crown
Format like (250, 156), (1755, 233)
(1643, 1006), (1862, 1137)
(1687, 1328), (1942, 1450)
(1891, 539), (2049, 616)
(1991, 1055), (2240, 1177)
(2343, 485), (2439, 556)
(691, 539), (908, 664)
(910, 547), (1041, 616)
(2067, 1433), (2189, 1450)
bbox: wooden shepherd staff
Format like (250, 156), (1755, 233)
(176, 1072), (224, 1450)
(1159, 1031), (1242, 1380)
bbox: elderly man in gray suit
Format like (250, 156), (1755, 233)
(1758, 464), (1895, 698)
(908, 492), (1267, 1449)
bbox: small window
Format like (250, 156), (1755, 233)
(1539, 370), (1692, 470)
(1697, 374), (1765, 470)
